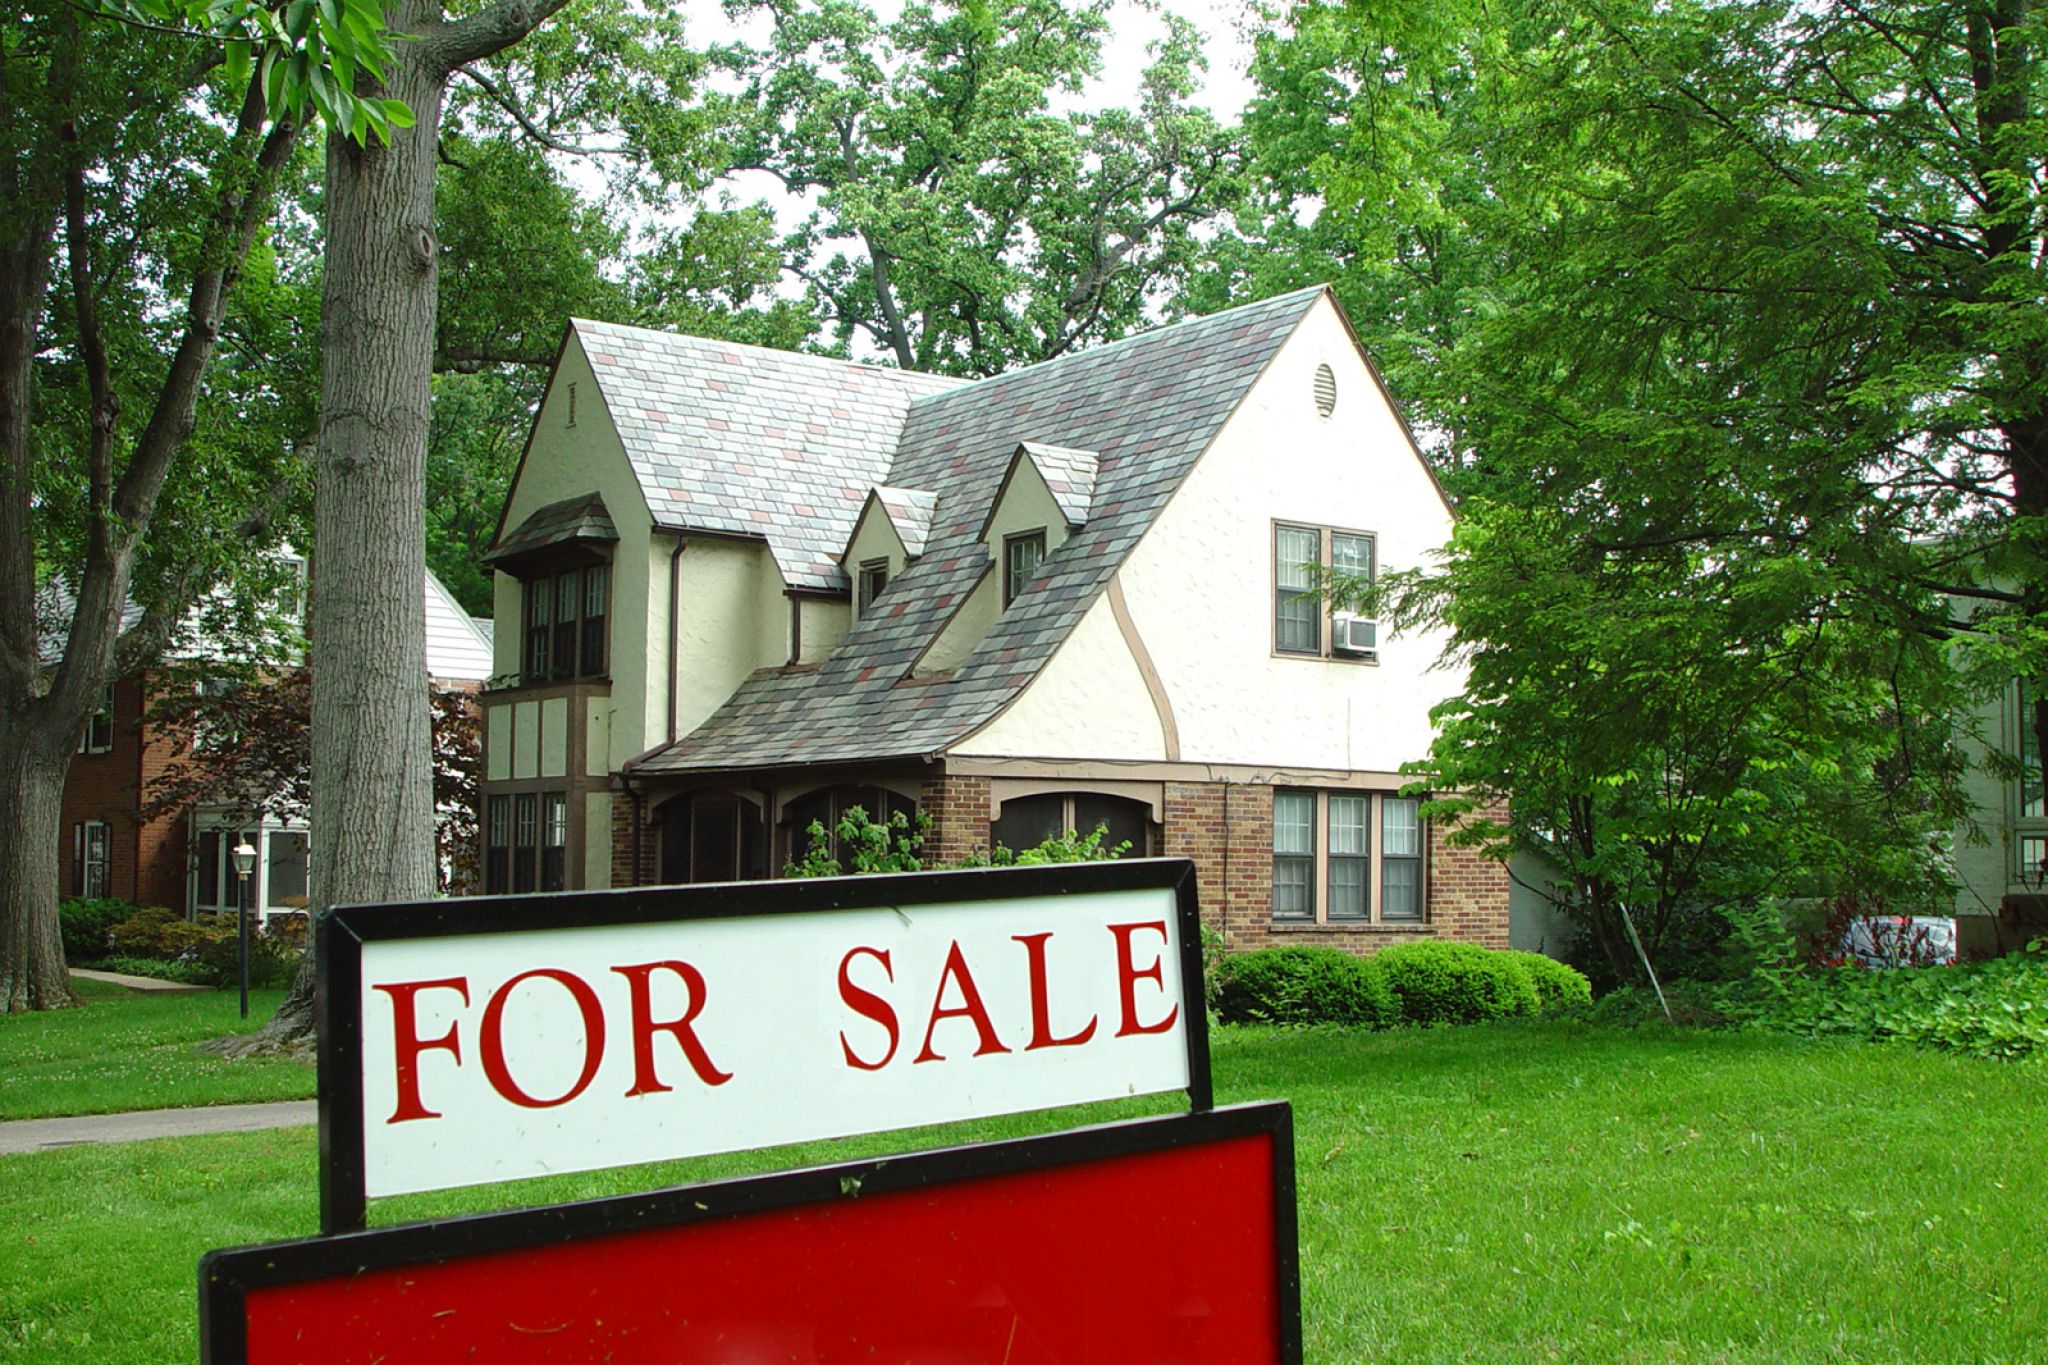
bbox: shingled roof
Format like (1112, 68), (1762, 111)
(1017, 442), (1100, 528)
(865, 485), (939, 559)
(486, 492), (617, 565)
(628, 285), (1328, 776)
(573, 320), (965, 590)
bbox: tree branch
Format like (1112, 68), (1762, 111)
(453, 65), (621, 156)
(429, 0), (577, 75)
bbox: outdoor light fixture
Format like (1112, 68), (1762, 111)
(232, 840), (256, 1019)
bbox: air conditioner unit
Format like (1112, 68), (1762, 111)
(1331, 613), (1378, 658)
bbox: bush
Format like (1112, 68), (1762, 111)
(1510, 951), (1593, 1015)
(58, 896), (144, 963)
(1375, 941), (1542, 1026)
(105, 907), (303, 988)
(1212, 947), (1398, 1029)
(95, 955), (215, 986)
(1718, 946), (2048, 1062)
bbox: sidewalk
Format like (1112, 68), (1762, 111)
(0, 1100), (316, 1156)
(70, 967), (206, 993)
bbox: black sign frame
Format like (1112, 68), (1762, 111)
(316, 858), (1212, 1234)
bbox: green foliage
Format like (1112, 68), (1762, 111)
(93, 954), (217, 986)
(1719, 949), (2048, 1064)
(784, 805), (928, 877)
(985, 824), (1131, 866)
(103, 908), (300, 988)
(1374, 941), (1542, 1026)
(1508, 951), (1593, 1016)
(57, 898), (144, 965)
(1211, 947), (1398, 1029)
(708, 0), (1245, 374)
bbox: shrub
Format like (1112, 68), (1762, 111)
(1375, 941), (1542, 1026)
(1718, 946), (2048, 1062)
(104, 907), (302, 988)
(1510, 951), (1593, 1015)
(96, 954), (216, 986)
(58, 896), (143, 963)
(1211, 947), (1397, 1029)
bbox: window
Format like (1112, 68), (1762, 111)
(2017, 682), (2046, 882)
(1004, 530), (1046, 607)
(79, 686), (113, 754)
(1272, 790), (1425, 926)
(74, 820), (111, 898)
(1275, 524), (1375, 659)
(991, 792), (1151, 858)
(661, 791), (769, 883)
(485, 795), (511, 895)
(857, 559), (889, 616)
(523, 565), (609, 683)
(581, 564), (608, 675)
(1381, 797), (1422, 922)
(513, 793), (539, 892)
(542, 792), (568, 892)
(1272, 791), (1315, 919)
(266, 831), (309, 909)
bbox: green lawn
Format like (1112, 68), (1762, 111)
(0, 982), (310, 1120)
(4, 1022), (2045, 1360)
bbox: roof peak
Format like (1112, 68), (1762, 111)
(570, 318), (968, 393)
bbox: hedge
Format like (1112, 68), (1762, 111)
(1212, 947), (1398, 1029)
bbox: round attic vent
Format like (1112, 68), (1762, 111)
(1313, 363), (1337, 418)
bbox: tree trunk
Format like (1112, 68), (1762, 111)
(0, 715), (81, 1011)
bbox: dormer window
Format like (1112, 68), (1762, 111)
(857, 559), (889, 615)
(1004, 530), (1046, 607)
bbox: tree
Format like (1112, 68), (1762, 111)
(0, 0), (399, 1010)
(712, 0), (1246, 375)
(1249, 0), (2042, 975)
(144, 667), (482, 895)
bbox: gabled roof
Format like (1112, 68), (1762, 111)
(423, 569), (495, 684)
(572, 321), (966, 590)
(486, 492), (617, 565)
(1017, 442), (1099, 528)
(629, 285), (1329, 776)
(867, 486), (939, 559)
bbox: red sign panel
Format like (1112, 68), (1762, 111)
(203, 1105), (1299, 1364)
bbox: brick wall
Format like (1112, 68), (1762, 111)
(920, 773), (991, 865)
(58, 674), (189, 910)
(610, 787), (656, 887)
(1159, 780), (1511, 955)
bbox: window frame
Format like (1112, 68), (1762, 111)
(78, 685), (114, 754)
(1272, 521), (1378, 663)
(857, 558), (890, 616)
(990, 791), (1155, 859)
(1270, 789), (1428, 927)
(2015, 680), (2047, 884)
(521, 560), (611, 685)
(1003, 529), (1046, 608)
(75, 819), (111, 898)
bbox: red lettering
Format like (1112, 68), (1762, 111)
(612, 961), (732, 1096)
(375, 977), (470, 1124)
(1013, 932), (1097, 1051)
(913, 941), (1012, 1063)
(479, 969), (607, 1108)
(1109, 920), (1180, 1038)
(837, 947), (900, 1071)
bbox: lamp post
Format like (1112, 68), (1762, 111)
(232, 840), (256, 1019)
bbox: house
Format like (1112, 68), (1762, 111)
(1951, 680), (2048, 955)
(57, 568), (493, 924)
(480, 286), (1513, 950)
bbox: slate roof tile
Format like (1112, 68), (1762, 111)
(623, 285), (1327, 776)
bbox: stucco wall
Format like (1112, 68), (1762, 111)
(672, 537), (789, 741)
(957, 294), (1459, 771)
(843, 502), (907, 625)
(494, 332), (657, 768)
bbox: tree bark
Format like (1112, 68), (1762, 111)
(258, 0), (570, 1047)
(0, 719), (79, 1010)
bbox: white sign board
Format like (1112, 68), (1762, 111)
(319, 863), (1205, 1211)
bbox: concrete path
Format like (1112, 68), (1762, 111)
(0, 1100), (316, 1156)
(70, 967), (206, 993)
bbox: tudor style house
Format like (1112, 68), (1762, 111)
(480, 286), (1511, 950)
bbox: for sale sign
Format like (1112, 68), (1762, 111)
(318, 860), (1209, 1228)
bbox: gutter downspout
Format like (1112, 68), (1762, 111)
(667, 535), (686, 744)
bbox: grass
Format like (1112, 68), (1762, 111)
(4, 1022), (2047, 1360)
(0, 982), (310, 1120)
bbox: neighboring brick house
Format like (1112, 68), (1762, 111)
(57, 569), (492, 923)
(480, 286), (1511, 951)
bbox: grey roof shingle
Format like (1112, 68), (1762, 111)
(868, 486), (939, 559)
(573, 322), (966, 591)
(1017, 442), (1100, 528)
(627, 286), (1327, 776)
(486, 492), (618, 564)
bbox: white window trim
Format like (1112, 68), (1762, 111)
(1271, 790), (1427, 927)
